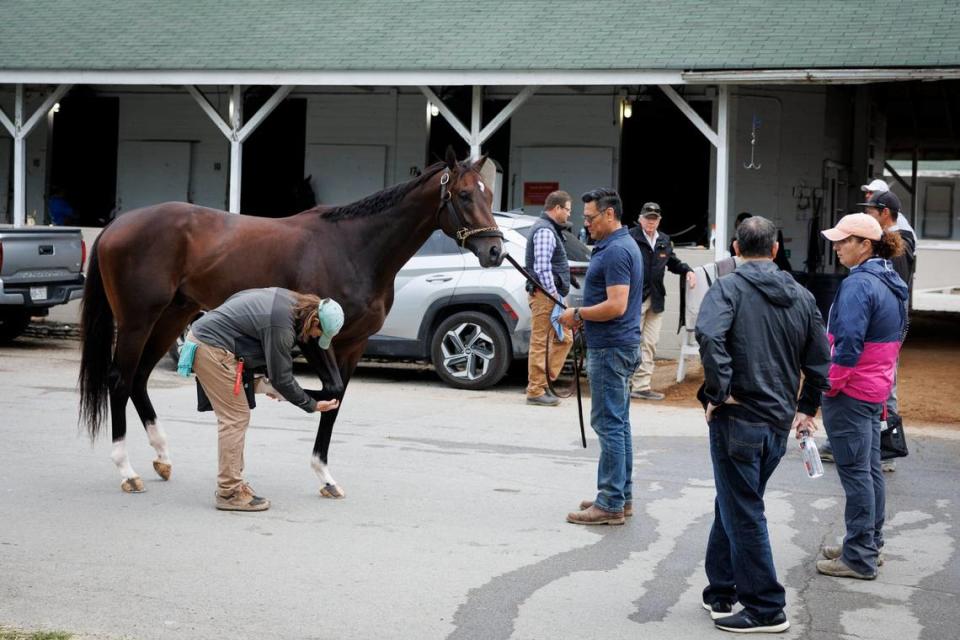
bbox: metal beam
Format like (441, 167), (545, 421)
(419, 86), (471, 143)
(470, 86), (482, 160)
(714, 86), (731, 261)
(478, 85), (538, 144)
(228, 86), (243, 213)
(237, 85), (294, 142)
(185, 85), (233, 139)
(0, 105), (14, 136)
(20, 84), (71, 137)
(659, 84), (718, 148)
(883, 161), (915, 195)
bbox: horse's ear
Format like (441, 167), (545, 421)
(472, 153), (489, 171)
(444, 146), (458, 170)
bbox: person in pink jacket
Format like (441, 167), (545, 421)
(817, 214), (907, 580)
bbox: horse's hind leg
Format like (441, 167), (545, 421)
(130, 303), (201, 482)
(110, 325), (155, 493)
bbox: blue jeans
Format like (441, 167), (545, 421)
(703, 412), (788, 621)
(822, 392), (884, 575)
(586, 344), (640, 512)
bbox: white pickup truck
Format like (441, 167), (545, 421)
(0, 227), (86, 342)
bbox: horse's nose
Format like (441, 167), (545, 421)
(489, 242), (503, 264)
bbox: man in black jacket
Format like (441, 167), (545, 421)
(627, 202), (696, 400)
(695, 216), (830, 634)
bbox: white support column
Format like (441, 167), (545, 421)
(228, 86), (243, 213)
(0, 83), (72, 227)
(715, 85), (731, 261)
(470, 86), (482, 160)
(187, 84), (293, 214)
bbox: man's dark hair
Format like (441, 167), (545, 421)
(736, 215), (777, 257)
(544, 190), (572, 211)
(581, 188), (622, 220)
(735, 211), (753, 226)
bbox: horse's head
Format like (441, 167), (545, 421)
(436, 148), (504, 267)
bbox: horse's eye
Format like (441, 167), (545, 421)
(459, 191), (471, 200)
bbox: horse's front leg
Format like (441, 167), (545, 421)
(301, 342), (360, 499)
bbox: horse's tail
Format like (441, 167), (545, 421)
(79, 237), (114, 440)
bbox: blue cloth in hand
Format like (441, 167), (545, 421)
(550, 304), (566, 342)
(177, 341), (198, 377)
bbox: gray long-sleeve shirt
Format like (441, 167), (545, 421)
(191, 287), (315, 412)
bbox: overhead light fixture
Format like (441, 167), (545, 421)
(622, 98), (633, 119)
(52, 102), (60, 113)
(430, 102), (440, 117)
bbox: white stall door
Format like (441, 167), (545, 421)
(116, 140), (191, 214)
(305, 144), (387, 207)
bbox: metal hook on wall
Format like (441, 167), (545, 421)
(744, 114), (762, 170)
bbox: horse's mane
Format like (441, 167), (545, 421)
(318, 162), (450, 222)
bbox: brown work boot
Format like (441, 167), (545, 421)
(580, 499), (633, 517)
(821, 545), (884, 566)
(816, 557), (876, 580)
(216, 482), (271, 512)
(566, 504), (625, 525)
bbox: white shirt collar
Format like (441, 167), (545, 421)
(644, 230), (659, 249)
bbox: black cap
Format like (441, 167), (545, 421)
(640, 202), (662, 217)
(857, 190), (901, 214)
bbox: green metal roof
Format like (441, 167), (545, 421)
(2, 0), (959, 73)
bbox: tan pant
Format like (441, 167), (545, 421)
(631, 297), (663, 391)
(191, 335), (250, 496)
(526, 291), (573, 398)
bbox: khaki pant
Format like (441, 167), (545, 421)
(526, 291), (573, 398)
(631, 297), (663, 391)
(191, 335), (250, 496)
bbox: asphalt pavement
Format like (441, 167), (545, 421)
(1, 337), (958, 640)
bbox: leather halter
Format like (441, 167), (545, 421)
(438, 171), (503, 247)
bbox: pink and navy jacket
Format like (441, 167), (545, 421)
(826, 258), (908, 402)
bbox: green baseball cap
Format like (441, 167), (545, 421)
(317, 298), (344, 349)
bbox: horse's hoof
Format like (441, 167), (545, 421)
(121, 477), (145, 493)
(320, 483), (345, 499)
(153, 460), (172, 481)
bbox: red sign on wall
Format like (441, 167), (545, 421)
(523, 182), (560, 206)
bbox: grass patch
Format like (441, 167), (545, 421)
(0, 629), (72, 640)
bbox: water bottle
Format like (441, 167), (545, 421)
(800, 432), (824, 479)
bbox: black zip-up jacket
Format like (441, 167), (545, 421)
(628, 228), (691, 313)
(695, 260), (831, 433)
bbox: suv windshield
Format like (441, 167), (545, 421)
(515, 224), (592, 262)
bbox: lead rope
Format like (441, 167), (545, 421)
(504, 253), (587, 448)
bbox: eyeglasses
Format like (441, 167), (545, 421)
(643, 208), (661, 214)
(583, 209), (607, 224)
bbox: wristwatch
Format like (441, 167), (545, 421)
(573, 307), (582, 322)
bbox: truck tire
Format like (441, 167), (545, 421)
(430, 310), (511, 390)
(0, 311), (31, 344)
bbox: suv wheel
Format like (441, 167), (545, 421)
(430, 310), (511, 390)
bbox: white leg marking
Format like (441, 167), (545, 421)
(145, 421), (171, 463)
(311, 454), (337, 487)
(110, 439), (138, 479)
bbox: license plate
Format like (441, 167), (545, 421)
(30, 286), (48, 301)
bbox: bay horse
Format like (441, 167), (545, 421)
(79, 149), (503, 496)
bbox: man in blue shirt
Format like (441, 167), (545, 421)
(559, 188), (644, 525)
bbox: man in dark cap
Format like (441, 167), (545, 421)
(627, 202), (696, 400)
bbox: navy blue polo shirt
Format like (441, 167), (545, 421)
(582, 227), (644, 348)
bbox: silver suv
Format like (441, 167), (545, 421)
(364, 213), (590, 390)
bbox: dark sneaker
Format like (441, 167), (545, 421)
(580, 499), (633, 517)
(630, 389), (665, 401)
(702, 600), (734, 620)
(216, 483), (270, 512)
(566, 504), (625, 525)
(714, 610), (789, 633)
(821, 545), (884, 566)
(527, 393), (560, 407)
(820, 440), (834, 463)
(816, 557), (876, 580)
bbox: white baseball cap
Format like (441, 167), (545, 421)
(861, 178), (889, 193)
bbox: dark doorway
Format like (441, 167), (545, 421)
(619, 90), (712, 244)
(426, 88), (511, 210)
(49, 89), (119, 226)
(241, 90), (308, 217)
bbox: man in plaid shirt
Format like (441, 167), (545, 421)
(524, 190), (574, 406)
